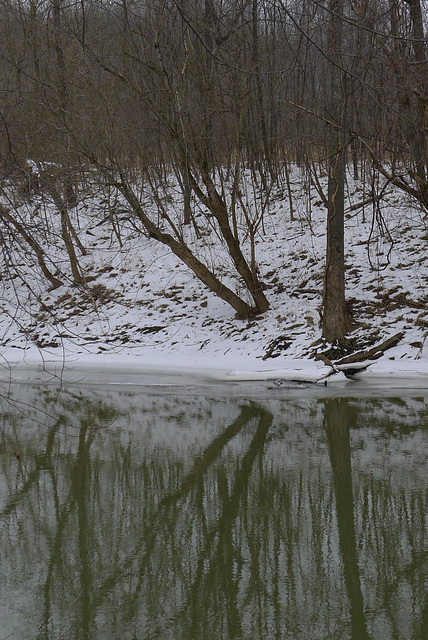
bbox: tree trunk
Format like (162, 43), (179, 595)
(116, 181), (260, 319)
(387, 0), (428, 208)
(0, 205), (63, 289)
(405, 0), (428, 197)
(44, 177), (85, 285)
(187, 169), (270, 314)
(206, 187), (270, 313)
(322, 0), (351, 343)
(322, 137), (350, 342)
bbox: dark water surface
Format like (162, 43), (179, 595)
(1, 382), (427, 639)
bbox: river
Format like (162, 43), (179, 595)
(0, 380), (427, 639)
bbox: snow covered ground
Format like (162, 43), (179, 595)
(1, 166), (428, 388)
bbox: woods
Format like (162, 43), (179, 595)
(0, 0), (427, 343)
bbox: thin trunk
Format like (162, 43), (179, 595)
(0, 205), (63, 289)
(52, 0), (78, 207)
(183, 181), (192, 225)
(195, 171), (270, 313)
(284, 158), (295, 221)
(60, 203), (84, 284)
(252, 0), (272, 182)
(116, 180), (260, 319)
(44, 178), (85, 284)
(387, 0), (428, 207)
(405, 0), (427, 191)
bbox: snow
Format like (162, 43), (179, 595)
(0, 347), (335, 386)
(1, 165), (428, 389)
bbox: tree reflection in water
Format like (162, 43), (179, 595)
(324, 398), (370, 640)
(0, 385), (427, 639)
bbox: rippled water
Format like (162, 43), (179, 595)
(0, 382), (427, 639)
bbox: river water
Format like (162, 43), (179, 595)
(0, 381), (427, 639)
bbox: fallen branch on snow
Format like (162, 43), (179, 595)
(315, 332), (404, 379)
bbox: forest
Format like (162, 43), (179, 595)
(0, 0), (427, 350)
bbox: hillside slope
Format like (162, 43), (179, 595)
(1, 168), (428, 381)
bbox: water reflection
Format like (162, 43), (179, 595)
(324, 399), (369, 640)
(0, 385), (428, 639)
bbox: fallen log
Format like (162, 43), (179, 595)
(334, 332), (404, 367)
(314, 332), (404, 380)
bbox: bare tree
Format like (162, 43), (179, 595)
(321, 0), (352, 343)
(71, 0), (271, 317)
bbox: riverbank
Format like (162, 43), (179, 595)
(1, 169), (428, 381)
(2, 342), (428, 390)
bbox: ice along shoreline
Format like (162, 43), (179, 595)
(2, 346), (428, 390)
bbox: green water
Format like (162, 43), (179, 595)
(0, 383), (427, 639)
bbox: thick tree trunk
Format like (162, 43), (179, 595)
(322, 0), (351, 343)
(322, 139), (350, 342)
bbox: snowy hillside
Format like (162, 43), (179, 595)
(1, 166), (428, 384)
